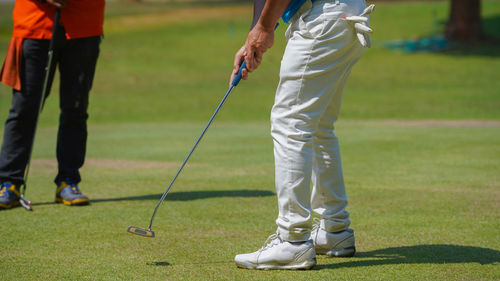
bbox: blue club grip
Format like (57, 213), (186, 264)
(231, 60), (247, 87)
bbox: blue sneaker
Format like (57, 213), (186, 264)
(0, 182), (20, 210)
(55, 179), (90, 206)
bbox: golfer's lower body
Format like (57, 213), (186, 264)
(235, 0), (366, 270)
(0, 29), (101, 209)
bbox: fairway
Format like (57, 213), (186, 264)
(1, 0), (499, 280)
(1, 121), (499, 280)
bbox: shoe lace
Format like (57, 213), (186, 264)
(71, 186), (82, 194)
(62, 179), (82, 195)
(259, 232), (282, 252)
(69, 183), (83, 194)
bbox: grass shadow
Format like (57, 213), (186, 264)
(148, 260), (232, 267)
(316, 244), (500, 270)
(147, 244), (499, 269)
(147, 261), (171, 266)
(32, 189), (274, 206)
(164, 189), (275, 201)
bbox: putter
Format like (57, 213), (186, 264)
(19, 8), (61, 211)
(127, 61), (249, 238)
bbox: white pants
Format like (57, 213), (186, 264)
(271, 0), (366, 241)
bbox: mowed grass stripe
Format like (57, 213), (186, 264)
(1, 120), (498, 280)
(104, 5), (252, 34)
(2, 1), (500, 124)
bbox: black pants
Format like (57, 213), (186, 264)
(0, 27), (101, 186)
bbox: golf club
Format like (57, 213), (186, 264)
(19, 8), (61, 211)
(127, 61), (249, 238)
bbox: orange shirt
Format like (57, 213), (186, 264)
(13, 0), (105, 39)
(1, 0), (105, 90)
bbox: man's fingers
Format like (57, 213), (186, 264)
(230, 46), (247, 86)
(228, 61), (249, 86)
(244, 45), (254, 71)
(229, 71), (236, 87)
(233, 60), (242, 74)
(255, 50), (263, 64)
(245, 50), (262, 72)
(233, 55), (244, 72)
(245, 56), (255, 72)
(242, 68), (248, 80)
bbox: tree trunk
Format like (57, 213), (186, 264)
(445, 0), (482, 41)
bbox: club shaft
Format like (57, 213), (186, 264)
(22, 8), (61, 197)
(147, 85), (236, 230)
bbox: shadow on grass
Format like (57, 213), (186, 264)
(316, 244), (500, 270)
(148, 244), (499, 268)
(147, 261), (171, 266)
(148, 260), (232, 267)
(31, 189), (274, 206)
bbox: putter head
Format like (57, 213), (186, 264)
(127, 226), (155, 238)
(20, 195), (33, 211)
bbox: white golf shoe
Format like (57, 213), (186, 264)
(311, 218), (356, 257)
(234, 232), (316, 270)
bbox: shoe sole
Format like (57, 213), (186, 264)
(55, 198), (90, 206)
(236, 258), (316, 270)
(320, 246), (356, 257)
(0, 201), (20, 209)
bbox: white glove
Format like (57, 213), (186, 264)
(345, 4), (375, 48)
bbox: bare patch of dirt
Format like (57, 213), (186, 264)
(32, 158), (177, 170)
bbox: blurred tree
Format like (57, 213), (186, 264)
(445, 0), (482, 41)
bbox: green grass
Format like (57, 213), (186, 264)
(0, 1), (499, 280)
(1, 121), (499, 280)
(1, 1), (500, 123)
